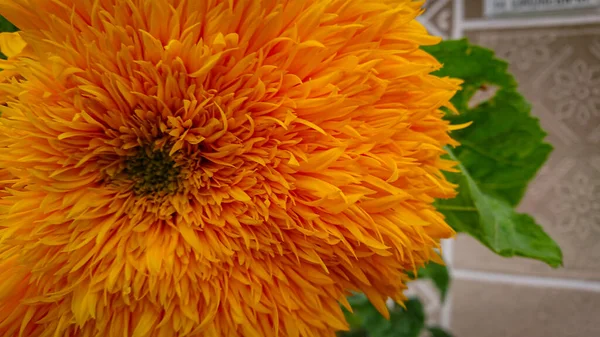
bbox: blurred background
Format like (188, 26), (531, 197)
(412, 1), (600, 336)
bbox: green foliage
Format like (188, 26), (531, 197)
(425, 39), (562, 268)
(0, 15), (17, 33)
(439, 148), (562, 267)
(428, 327), (454, 337)
(412, 262), (449, 301)
(424, 40), (551, 206)
(341, 295), (424, 337)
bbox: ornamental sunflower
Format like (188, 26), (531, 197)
(0, 1), (462, 336)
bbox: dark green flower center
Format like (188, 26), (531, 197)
(125, 146), (181, 196)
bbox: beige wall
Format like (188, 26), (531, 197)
(414, 1), (600, 336)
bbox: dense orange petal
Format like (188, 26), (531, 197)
(0, 1), (461, 336)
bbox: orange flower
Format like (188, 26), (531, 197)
(0, 1), (461, 336)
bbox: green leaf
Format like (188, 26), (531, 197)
(439, 148), (563, 266)
(342, 294), (372, 332)
(428, 326), (454, 337)
(425, 39), (551, 206)
(416, 262), (450, 301)
(424, 39), (562, 267)
(0, 15), (17, 33)
(341, 295), (425, 337)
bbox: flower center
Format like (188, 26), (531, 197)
(124, 146), (181, 196)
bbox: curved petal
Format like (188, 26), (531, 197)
(0, 32), (25, 58)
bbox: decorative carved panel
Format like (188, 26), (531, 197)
(455, 25), (600, 281)
(419, 0), (454, 39)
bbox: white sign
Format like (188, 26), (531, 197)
(485, 0), (600, 16)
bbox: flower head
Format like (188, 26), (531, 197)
(0, 1), (461, 336)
